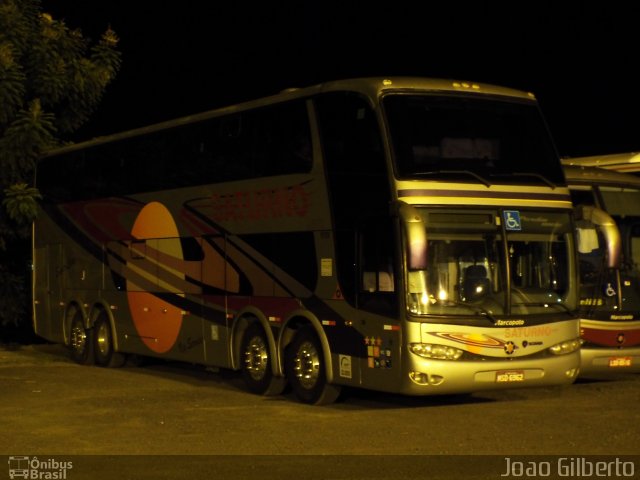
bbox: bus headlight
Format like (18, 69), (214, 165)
(409, 343), (464, 360)
(548, 338), (582, 355)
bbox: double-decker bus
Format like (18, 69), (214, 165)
(33, 78), (581, 404)
(563, 163), (640, 373)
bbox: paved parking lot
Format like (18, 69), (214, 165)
(1, 343), (639, 478)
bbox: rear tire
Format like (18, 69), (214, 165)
(285, 325), (341, 405)
(93, 312), (126, 367)
(69, 312), (93, 365)
(240, 322), (287, 396)
(240, 323), (274, 394)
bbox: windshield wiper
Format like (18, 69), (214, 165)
(512, 301), (575, 316)
(412, 170), (492, 188)
(433, 299), (498, 324)
(491, 172), (557, 189)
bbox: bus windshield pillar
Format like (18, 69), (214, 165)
(395, 201), (427, 271)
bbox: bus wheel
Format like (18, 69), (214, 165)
(93, 313), (126, 368)
(240, 322), (278, 395)
(285, 325), (341, 405)
(69, 312), (93, 365)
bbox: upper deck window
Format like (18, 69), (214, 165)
(383, 94), (564, 186)
(37, 99), (312, 202)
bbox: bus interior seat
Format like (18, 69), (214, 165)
(363, 271), (394, 292)
(462, 265), (490, 301)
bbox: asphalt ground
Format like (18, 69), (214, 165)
(1, 344), (639, 479)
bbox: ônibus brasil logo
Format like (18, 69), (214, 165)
(8, 456), (73, 479)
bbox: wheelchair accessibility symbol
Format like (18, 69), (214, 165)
(503, 210), (522, 231)
(604, 283), (617, 297)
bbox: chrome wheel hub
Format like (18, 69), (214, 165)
(244, 335), (268, 381)
(293, 341), (320, 389)
(96, 322), (110, 356)
(70, 324), (86, 353)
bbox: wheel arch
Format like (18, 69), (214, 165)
(279, 311), (334, 384)
(88, 301), (120, 353)
(230, 306), (279, 375)
(63, 300), (88, 346)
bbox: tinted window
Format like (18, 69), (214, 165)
(384, 94), (564, 186)
(37, 100), (312, 202)
(315, 92), (389, 305)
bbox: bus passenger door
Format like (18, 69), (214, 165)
(355, 217), (402, 391)
(621, 222), (640, 311)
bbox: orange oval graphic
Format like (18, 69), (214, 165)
(127, 202), (184, 353)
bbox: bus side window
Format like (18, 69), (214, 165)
(217, 114), (254, 180)
(264, 100), (313, 175)
(200, 100), (312, 182)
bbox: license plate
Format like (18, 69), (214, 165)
(496, 370), (525, 383)
(609, 357), (632, 368)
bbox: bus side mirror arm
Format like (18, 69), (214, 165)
(575, 205), (621, 269)
(394, 201), (428, 270)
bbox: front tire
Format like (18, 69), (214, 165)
(285, 325), (341, 405)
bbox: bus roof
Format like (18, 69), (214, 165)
(41, 77), (537, 159)
(317, 77), (536, 101)
(562, 152), (640, 173)
(563, 164), (640, 189)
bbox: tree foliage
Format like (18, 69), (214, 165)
(0, 0), (121, 326)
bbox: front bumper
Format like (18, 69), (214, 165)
(400, 350), (580, 395)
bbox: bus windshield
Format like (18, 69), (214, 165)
(384, 94), (563, 186)
(406, 209), (576, 319)
(595, 187), (640, 312)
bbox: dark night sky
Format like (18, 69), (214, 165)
(41, 1), (638, 158)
